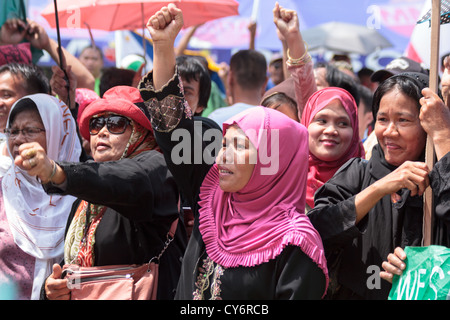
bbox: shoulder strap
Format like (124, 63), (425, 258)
(149, 218), (179, 264)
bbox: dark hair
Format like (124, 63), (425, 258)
(357, 84), (373, 114)
(261, 92), (297, 112)
(80, 45), (104, 60)
(357, 67), (374, 79)
(371, 72), (429, 120)
(99, 67), (136, 97)
(176, 55), (211, 114)
(325, 64), (360, 106)
(229, 50), (267, 90)
(0, 63), (50, 95)
(8, 97), (41, 127)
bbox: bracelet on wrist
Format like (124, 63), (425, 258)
(287, 41), (311, 66)
(37, 160), (57, 184)
(48, 160), (57, 182)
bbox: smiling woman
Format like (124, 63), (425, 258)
(301, 87), (365, 210)
(308, 72), (450, 300)
(373, 77), (427, 167)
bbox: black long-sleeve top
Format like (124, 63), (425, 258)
(308, 144), (450, 300)
(43, 150), (186, 300)
(139, 71), (327, 300)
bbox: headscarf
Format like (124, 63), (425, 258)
(198, 107), (328, 294)
(65, 86), (159, 267)
(2, 94), (82, 299)
(75, 87), (100, 119)
(261, 76), (297, 106)
(301, 87), (365, 209)
(371, 72), (431, 120)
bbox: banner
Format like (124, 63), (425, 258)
(389, 245), (450, 300)
(405, 0), (450, 70)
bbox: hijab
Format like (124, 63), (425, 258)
(198, 107), (328, 292)
(301, 87), (365, 209)
(2, 94), (82, 299)
(65, 86), (160, 267)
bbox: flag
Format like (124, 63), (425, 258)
(405, 0), (450, 70)
(417, 0), (450, 25)
(114, 31), (154, 73)
(389, 246), (450, 300)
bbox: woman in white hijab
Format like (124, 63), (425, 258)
(0, 94), (81, 299)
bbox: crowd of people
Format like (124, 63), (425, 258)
(0, 2), (449, 300)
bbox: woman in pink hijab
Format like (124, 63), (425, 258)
(301, 87), (365, 210)
(139, 3), (328, 300)
(195, 106), (329, 299)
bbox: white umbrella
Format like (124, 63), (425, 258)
(302, 21), (392, 55)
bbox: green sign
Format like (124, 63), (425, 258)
(389, 246), (450, 300)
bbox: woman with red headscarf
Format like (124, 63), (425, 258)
(22, 86), (185, 300)
(301, 87), (365, 210)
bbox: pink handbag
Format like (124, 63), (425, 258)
(63, 219), (178, 300)
(63, 262), (159, 300)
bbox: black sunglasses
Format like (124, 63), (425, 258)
(89, 115), (130, 135)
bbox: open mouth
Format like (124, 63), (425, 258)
(218, 166), (233, 175)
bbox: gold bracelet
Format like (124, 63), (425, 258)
(287, 52), (312, 67)
(286, 40), (309, 62)
(48, 160), (57, 182)
(37, 160), (57, 184)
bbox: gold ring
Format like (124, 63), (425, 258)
(28, 158), (36, 168)
(25, 149), (37, 159)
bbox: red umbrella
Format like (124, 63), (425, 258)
(41, 0), (240, 30)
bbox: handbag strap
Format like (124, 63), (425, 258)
(149, 218), (179, 264)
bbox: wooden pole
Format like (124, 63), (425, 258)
(423, 0), (441, 246)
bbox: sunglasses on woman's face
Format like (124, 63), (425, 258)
(89, 115), (130, 135)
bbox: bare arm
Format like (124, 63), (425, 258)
(174, 24), (201, 56)
(273, 2), (307, 61)
(420, 88), (450, 160)
(273, 2), (315, 118)
(1, 19), (95, 90)
(248, 21), (256, 50)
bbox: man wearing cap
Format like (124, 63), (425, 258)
(370, 56), (429, 84)
(268, 52), (285, 89)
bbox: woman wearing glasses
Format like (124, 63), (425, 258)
(19, 86), (185, 300)
(0, 93), (82, 299)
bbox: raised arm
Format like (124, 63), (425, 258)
(273, 2), (316, 119)
(139, 4), (214, 209)
(1, 18), (95, 90)
(146, 4), (183, 90)
(420, 88), (450, 160)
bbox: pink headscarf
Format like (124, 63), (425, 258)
(75, 88), (100, 120)
(301, 87), (365, 209)
(198, 107), (328, 291)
